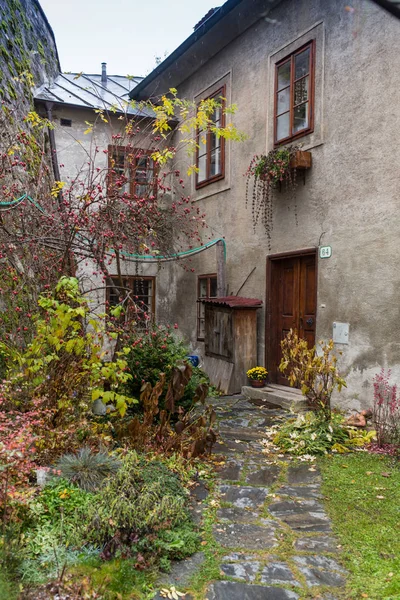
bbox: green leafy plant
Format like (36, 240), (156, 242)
(54, 448), (121, 492)
(272, 411), (376, 456)
(279, 329), (346, 419)
(125, 325), (214, 413)
(14, 479), (95, 584)
(2, 276), (136, 422)
(246, 366), (268, 381)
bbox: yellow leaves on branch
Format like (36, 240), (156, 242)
(51, 181), (66, 197)
(279, 329), (346, 410)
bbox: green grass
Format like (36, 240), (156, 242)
(319, 453), (400, 600)
(0, 567), (19, 600)
(69, 557), (156, 599)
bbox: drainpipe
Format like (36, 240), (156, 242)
(101, 62), (107, 86)
(45, 101), (63, 211)
(216, 239), (226, 296)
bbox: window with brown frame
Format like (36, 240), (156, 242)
(107, 276), (155, 327)
(274, 40), (315, 145)
(197, 274), (217, 340)
(196, 86), (226, 189)
(108, 146), (157, 198)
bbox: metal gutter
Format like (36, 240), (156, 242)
(370, 0), (400, 18)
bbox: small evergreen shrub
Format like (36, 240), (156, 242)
(55, 447), (121, 491)
(84, 451), (199, 562)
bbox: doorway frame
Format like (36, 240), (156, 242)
(265, 248), (318, 382)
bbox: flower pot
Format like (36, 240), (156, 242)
(250, 379), (266, 388)
(289, 150), (312, 170)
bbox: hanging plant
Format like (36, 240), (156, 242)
(245, 145), (301, 248)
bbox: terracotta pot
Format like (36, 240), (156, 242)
(250, 379), (266, 388)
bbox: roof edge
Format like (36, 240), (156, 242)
(129, 0), (244, 100)
(33, 0), (61, 72)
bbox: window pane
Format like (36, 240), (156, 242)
(295, 47), (310, 79)
(277, 87), (290, 115)
(277, 61), (290, 91)
(198, 154), (207, 183)
(112, 151), (130, 194)
(199, 279), (207, 297)
(293, 102), (309, 133)
(213, 105), (221, 124)
(135, 184), (149, 197)
(210, 277), (217, 297)
(210, 147), (221, 177)
(294, 76), (308, 105)
(210, 130), (221, 151)
(276, 112), (290, 141)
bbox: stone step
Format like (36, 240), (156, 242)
(241, 385), (308, 412)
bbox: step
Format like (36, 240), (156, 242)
(242, 385), (308, 412)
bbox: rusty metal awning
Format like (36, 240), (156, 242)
(201, 296), (263, 308)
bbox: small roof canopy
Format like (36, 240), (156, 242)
(200, 296), (262, 308)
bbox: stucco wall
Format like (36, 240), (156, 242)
(50, 104), (189, 331)
(163, 0), (400, 410)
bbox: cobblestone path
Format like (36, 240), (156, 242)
(156, 395), (347, 600)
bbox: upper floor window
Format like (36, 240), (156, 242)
(197, 274), (217, 340)
(274, 40), (315, 145)
(107, 276), (155, 327)
(196, 87), (225, 189)
(108, 146), (157, 198)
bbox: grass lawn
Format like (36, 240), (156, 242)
(319, 452), (400, 600)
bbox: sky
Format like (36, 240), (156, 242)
(39, 0), (221, 78)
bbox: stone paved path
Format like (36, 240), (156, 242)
(156, 395), (347, 600)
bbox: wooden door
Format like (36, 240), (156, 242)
(269, 253), (316, 385)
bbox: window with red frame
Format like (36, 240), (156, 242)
(108, 146), (157, 197)
(197, 274), (217, 340)
(274, 41), (315, 145)
(196, 87), (226, 189)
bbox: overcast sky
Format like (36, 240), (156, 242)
(39, 0), (220, 78)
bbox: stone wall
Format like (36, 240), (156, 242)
(0, 0), (59, 116)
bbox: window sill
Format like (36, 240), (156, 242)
(195, 173), (225, 190)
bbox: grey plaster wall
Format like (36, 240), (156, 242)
(164, 0), (400, 410)
(49, 104), (190, 335)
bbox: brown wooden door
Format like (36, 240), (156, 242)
(269, 253), (316, 385)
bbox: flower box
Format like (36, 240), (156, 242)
(289, 150), (312, 170)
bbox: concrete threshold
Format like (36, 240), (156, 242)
(242, 384), (308, 412)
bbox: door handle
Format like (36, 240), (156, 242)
(306, 318), (314, 326)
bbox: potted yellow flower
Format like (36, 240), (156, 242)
(246, 366), (268, 388)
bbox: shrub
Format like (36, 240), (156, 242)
(2, 276), (135, 423)
(372, 368), (400, 447)
(125, 326), (211, 412)
(55, 447), (121, 491)
(15, 479), (95, 584)
(272, 411), (376, 456)
(279, 329), (346, 419)
(84, 451), (199, 563)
